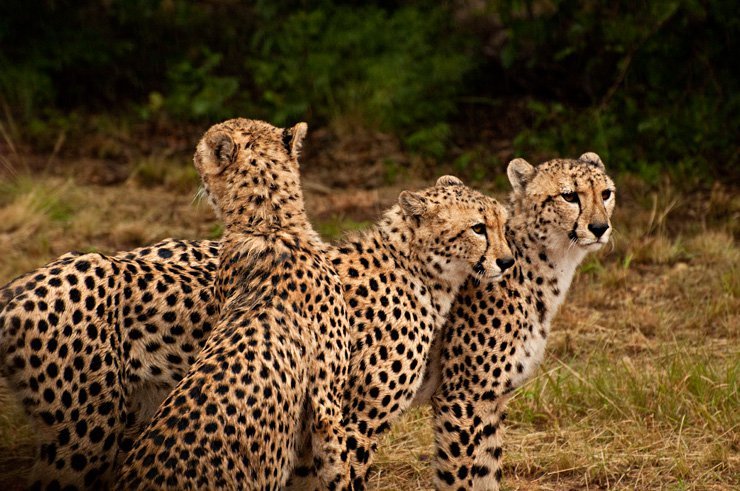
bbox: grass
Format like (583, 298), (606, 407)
(502, 352), (738, 489)
(0, 159), (738, 489)
(315, 215), (373, 241)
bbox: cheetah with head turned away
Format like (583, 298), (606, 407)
(288, 175), (515, 490)
(0, 238), (219, 490)
(117, 118), (353, 490)
(427, 153), (616, 490)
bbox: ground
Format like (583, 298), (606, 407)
(0, 151), (737, 490)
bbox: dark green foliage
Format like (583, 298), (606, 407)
(0, 0), (255, 119)
(492, 0), (739, 179)
(249, 2), (472, 133)
(0, 0), (736, 178)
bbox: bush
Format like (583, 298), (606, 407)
(483, 0), (739, 177)
(249, 2), (474, 132)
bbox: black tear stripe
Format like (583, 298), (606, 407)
(472, 233), (490, 286)
(473, 258), (486, 275)
(282, 128), (292, 153)
(568, 194), (583, 241)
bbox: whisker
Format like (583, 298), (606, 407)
(192, 185), (206, 205)
(567, 237), (577, 252)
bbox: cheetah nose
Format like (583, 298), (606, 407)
(496, 257), (515, 271)
(588, 223), (609, 238)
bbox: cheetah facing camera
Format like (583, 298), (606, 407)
(0, 238), (219, 490)
(430, 153), (616, 490)
(288, 176), (515, 489)
(117, 118), (352, 490)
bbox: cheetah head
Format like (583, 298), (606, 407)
(507, 152), (616, 250)
(397, 176), (514, 284)
(193, 118), (307, 219)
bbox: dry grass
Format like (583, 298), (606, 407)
(0, 162), (738, 489)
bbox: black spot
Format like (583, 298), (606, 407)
(70, 453), (87, 471)
(437, 470), (455, 486)
(75, 420), (88, 438)
(58, 428), (70, 446)
(89, 427), (104, 443)
(86, 324), (98, 340)
(157, 248), (173, 259)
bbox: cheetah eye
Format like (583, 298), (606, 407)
(471, 223), (486, 235)
(561, 192), (579, 204)
(602, 189), (612, 200)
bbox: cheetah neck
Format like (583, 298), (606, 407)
(215, 162), (322, 306)
(499, 212), (590, 387)
(375, 209), (462, 319)
(507, 212), (588, 329)
(217, 163), (311, 237)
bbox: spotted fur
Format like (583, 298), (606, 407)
(0, 238), (219, 489)
(426, 153), (616, 490)
(287, 175), (513, 489)
(116, 119), (352, 490)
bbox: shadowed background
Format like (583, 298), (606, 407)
(0, 1), (737, 489)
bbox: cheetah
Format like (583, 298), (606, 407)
(0, 238), (219, 489)
(288, 175), (515, 489)
(427, 153), (616, 490)
(117, 118), (352, 490)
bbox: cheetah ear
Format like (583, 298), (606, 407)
(195, 131), (235, 175)
(284, 122), (308, 160)
(436, 175), (464, 187)
(399, 191), (428, 217)
(507, 158), (535, 194)
(579, 152), (605, 170)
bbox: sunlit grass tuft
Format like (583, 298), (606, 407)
(129, 155), (200, 192)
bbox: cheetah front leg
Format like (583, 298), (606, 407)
(309, 390), (350, 490)
(431, 393), (508, 491)
(305, 329), (351, 491)
(341, 418), (379, 491)
(286, 401), (353, 491)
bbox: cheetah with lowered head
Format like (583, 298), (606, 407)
(288, 175), (514, 489)
(428, 153), (616, 490)
(0, 238), (219, 490)
(117, 118), (352, 490)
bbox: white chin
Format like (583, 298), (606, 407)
(579, 241), (604, 250)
